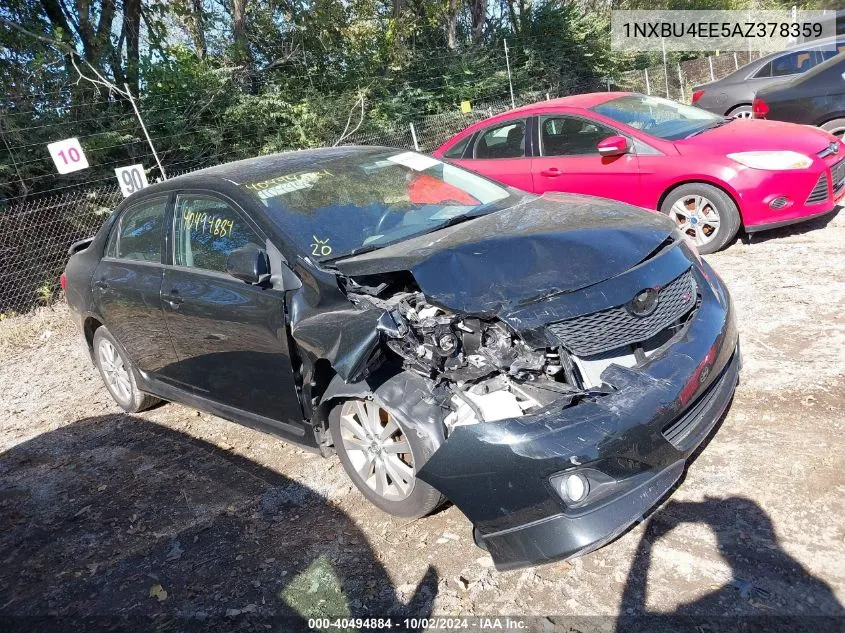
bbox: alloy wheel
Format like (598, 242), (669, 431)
(731, 108), (753, 119)
(338, 400), (415, 501)
(669, 194), (721, 248)
(98, 339), (131, 401)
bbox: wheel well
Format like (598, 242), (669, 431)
(83, 316), (103, 357)
(657, 180), (743, 225)
(726, 103), (751, 116)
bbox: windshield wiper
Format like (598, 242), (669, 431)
(685, 117), (732, 139)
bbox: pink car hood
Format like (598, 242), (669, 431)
(674, 119), (838, 156)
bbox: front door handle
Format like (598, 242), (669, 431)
(541, 168), (562, 177)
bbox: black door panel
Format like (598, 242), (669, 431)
(161, 192), (305, 439)
(94, 196), (177, 374)
(94, 261), (176, 373)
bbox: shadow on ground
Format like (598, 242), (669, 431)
(0, 415), (438, 631)
(615, 496), (844, 633)
(742, 206), (841, 246)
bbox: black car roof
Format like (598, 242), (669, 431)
(165, 145), (391, 187)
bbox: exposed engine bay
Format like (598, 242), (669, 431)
(339, 272), (693, 433)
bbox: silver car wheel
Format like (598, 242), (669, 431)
(669, 194), (721, 248)
(339, 399), (415, 501)
(731, 108), (753, 119)
(98, 338), (131, 401)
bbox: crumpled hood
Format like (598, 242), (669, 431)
(334, 194), (675, 316)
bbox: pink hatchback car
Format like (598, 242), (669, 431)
(434, 92), (845, 254)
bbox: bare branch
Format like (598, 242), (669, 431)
(333, 90), (366, 147)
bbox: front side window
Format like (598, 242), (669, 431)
(241, 150), (514, 262)
(110, 197), (167, 262)
(540, 116), (618, 156)
(592, 95), (723, 141)
(444, 135), (471, 159)
(474, 120), (526, 159)
(173, 195), (264, 273)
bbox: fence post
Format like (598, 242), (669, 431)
(734, 52), (739, 70)
(546, 92), (550, 101)
(661, 38), (670, 98)
(644, 68), (651, 95)
(503, 39), (516, 109)
(678, 64), (685, 102)
(708, 56), (715, 81)
(409, 122), (420, 151)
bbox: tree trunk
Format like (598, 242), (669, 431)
(445, 0), (457, 50)
(191, 0), (207, 59)
(469, 0), (487, 43)
(231, 0), (252, 68)
(122, 0), (142, 95)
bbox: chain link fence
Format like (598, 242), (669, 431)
(615, 51), (764, 103)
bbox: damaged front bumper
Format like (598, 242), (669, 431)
(417, 257), (740, 571)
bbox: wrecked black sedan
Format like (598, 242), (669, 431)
(63, 146), (739, 570)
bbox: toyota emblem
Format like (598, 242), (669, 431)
(627, 288), (659, 317)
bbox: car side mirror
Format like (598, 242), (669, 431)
(226, 246), (271, 285)
(597, 135), (630, 157)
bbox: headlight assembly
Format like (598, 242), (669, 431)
(727, 151), (813, 171)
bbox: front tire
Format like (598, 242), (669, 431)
(330, 398), (445, 518)
(660, 183), (741, 255)
(93, 326), (158, 413)
(820, 118), (845, 138)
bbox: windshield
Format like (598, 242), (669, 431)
(241, 150), (515, 261)
(591, 95), (725, 141)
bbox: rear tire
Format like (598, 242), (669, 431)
(727, 104), (753, 119)
(93, 326), (158, 413)
(820, 118), (845, 138)
(330, 398), (445, 518)
(660, 183), (741, 255)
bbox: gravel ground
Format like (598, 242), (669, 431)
(0, 211), (843, 631)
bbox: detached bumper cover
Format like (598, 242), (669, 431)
(417, 255), (739, 571)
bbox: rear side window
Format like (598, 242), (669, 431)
(474, 120), (526, 159)
(756, 50), (819, 78)
(109, 197), (167, 262)
(173, 194), (264, 273)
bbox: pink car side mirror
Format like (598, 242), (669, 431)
(597, 135), (630, 157)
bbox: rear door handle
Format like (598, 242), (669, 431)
(541, 168), (562, 177)
(164, 291), (184, 309)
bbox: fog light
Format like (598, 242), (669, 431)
(565, 474), (588, 501)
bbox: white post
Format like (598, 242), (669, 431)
(504, 39), (516, 109)
(661, 38), (670, 98)
(644, 68), (651, 95)
(409, 122), (420, 152)
(124, 83), (166, 180)
(708, 56), (715, 81)
(678, 64), (685, 102)
(546, 92), (550, 101)
(734, 52), (740, 69)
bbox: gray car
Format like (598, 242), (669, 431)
(692, 37), (844, 118)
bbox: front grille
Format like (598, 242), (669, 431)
(831, 157), (845, 195)
(662, 349), (740, 452)
(806, 173), (829, 205)
(547, 269), (697, 357)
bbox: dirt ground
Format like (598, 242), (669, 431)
(1, 210), (843, 632)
